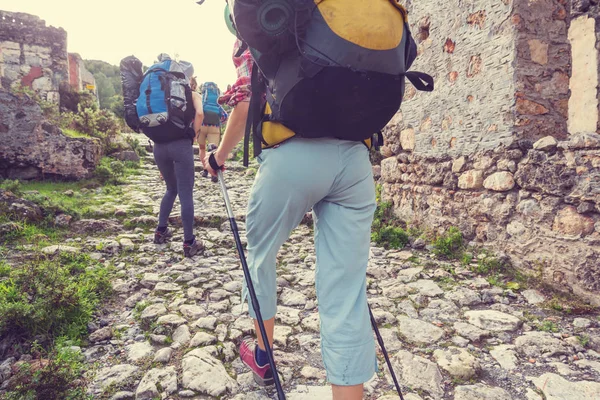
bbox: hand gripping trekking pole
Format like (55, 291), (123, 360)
(369, 306), (404, 400)
(207, 144), (286, 400)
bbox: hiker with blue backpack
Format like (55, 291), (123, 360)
(203, 1), (433, 398)
(197, 81), (228, 183)
(120, 53), (204, 258)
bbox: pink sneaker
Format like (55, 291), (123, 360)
(239, 338), (274, 386)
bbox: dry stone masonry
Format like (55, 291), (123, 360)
(0, 10), (96, 103)
(381, 0), (600, 305)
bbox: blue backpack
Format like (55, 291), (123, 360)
(202, 82), (221, 126)
(136, 55), (193, 130)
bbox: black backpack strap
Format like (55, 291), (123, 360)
(405, 71), (434, 92)
(243, 63), (265, 167)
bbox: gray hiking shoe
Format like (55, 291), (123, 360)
(183, 238), (203, 258)
(153, 227), (172, 244)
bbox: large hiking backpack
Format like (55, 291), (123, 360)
(202, 82), (222, 126)
(119, 55), (144, 133)
(136, 55), (194, 130)
(226, 0), (434, 166)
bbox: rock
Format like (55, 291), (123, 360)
(433, 347), (481, 379)
(300, 366), (326, 380)
(0, 91), (102, 179)
(190, 332), (217, 347)
(54, 213), (72, 227)
(90, 364), (139, 395)
(553, 206), (595, 236)
(112, 150), (140, 162)
(288, 385), (334, 400)
(533, 136), (558, 151)
(194, 316), (218, 330)
(172, 325), (191, 345)
(514, 332), (573, 358)
(419, 299), (460, 323)
(140, 304), (167, 321)
(72, 219), (121, 233)
(110, 391), (135, 400)
(573, 318), (592, 329)
(0, 357), (16, 383)
(89, 327), (113, 342)
(154, 282), (180, 292)
(453, 322), (490, 342)
(119, 238), (135, 251)
(445, 288), (482, 306)
(153, 348), (172, 363)
(532, 373), (600, 399)
(126, 342), (154, 362)
(273, 325), (293, 347)
(400, 128), (415, 151)
(458, 170), (484, 189)
(522, 289), (546, 305)
(41, 244), (78, 254)
(397, 316), (444, 345)
(464, 310), (522, 332)
(181, 348), (238, 396)
(454, 383), (512, 400)
(180, 304), (207, 320)
(490, 344), (519, 370)
(301, 313), (320, 332)
(483, 172), (515, 191)
(564, 132), (600, 149)
(276, 306), (301, 325)
(157, 314), (186, 327)
(140, 273), (160, 288)
(280, 288), (307, 306)
(407, 280), (444, 297)
(390, 350), (443, 399)
(452, 156), (467, 173)
(378, 328), (404, 352)
(135, 367), (177, 399)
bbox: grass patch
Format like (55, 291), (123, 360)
(2, 338), (93, 400)
(0, 253), (112, 399)
(0, 252), (112, 343)
(371, 187), (409, 249)
(61, 128), (91, 139)
(432, 226), (463, 258)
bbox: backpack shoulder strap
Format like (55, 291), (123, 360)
(243, 63), (266, 167)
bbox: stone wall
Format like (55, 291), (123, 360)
(0, 10), (68, 103)
(0, 90), (102, 180)
(68, 52), (97, 96)
(381, 0), (600, 305)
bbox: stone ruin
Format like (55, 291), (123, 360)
(0, 10), (101, 179)
(380, 0), (600, 305)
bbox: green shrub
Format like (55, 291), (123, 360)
(3, 340), (92, 400)
(94, 157), (126, 184)
(0, 252), (112, 341)
(432, 227), (463, 258)
(125, 136), (147, 157)
(372, 226), (409, 249)
(0, 179), (22, 195)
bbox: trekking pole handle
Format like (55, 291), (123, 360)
(207, 144), (233, 219)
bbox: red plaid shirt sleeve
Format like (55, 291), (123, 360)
(218, 39), (253, 108)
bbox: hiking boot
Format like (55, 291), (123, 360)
(201, 169), (209, 178)
(211, 175), (218, 183)
(153, 227), (172, 244)
(183, 238), (203, 258)
(239, 338), (274, 386)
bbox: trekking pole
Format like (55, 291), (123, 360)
(207, 144), (286, 400)
(369, 305), (404, 400)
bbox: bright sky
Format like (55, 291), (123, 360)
(0, 0), (238, 89)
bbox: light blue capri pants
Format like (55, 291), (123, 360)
(243, 137), (378, 385)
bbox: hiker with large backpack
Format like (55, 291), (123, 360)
(197, 81), (228, 182)
(204, 1), (433, 398)
(120, 53), (204, 258)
